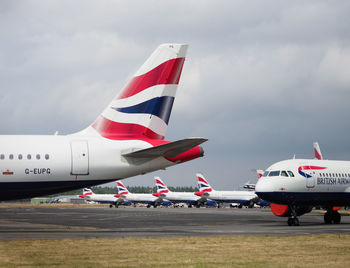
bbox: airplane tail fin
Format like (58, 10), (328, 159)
(256, 170), (264, 179)
(196, 173), (213, 193)
(79, 188), (93, 198)
(85, 44), (188, 140)
(153, 177), (169, 196)
(313, 142), (323, 160)
(116, 181), (130, 195)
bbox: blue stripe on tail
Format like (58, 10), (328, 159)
(112, 96), (175, 124)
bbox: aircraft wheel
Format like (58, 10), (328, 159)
(294, 218), (300, 226)
(333, 211), (341, 224)
(324, 211), (332, 224)
(109, 204), (113, 208)
(147, 204), (151, 208)
(188, 204), (192, 208)
(287, 217), (300, 226)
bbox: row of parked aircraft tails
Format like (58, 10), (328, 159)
(1, 42), (349, 227)
(80, 173), (264, 208)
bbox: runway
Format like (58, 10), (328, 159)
(0, 205), (350, 240)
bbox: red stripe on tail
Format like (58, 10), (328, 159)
(92, 116), (164, 140)
(118, 58), (185, 100)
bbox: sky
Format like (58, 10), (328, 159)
(1, 1), (350, 189)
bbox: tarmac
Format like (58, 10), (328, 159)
(0, 205), (350, 240)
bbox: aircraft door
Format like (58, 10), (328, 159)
(304, 165), (316, 189)
(71, 140), (89, 175)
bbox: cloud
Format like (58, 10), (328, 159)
(1, 1), (350, 187)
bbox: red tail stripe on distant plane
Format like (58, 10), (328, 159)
(79, 192), (93, 198)
(92, 116), (164, 140)
(153, 190), (169, 197)
(314, 148), (322, 160)
(117, 58), (185, 100)
(155, 179), (166, 186)
(195, 189), (212, 196)
(114, 192), (128, 198)
(116, 182), (126, 187)
(197, 177), (209, 184)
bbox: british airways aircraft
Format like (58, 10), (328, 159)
(114, 181), (169, 208)
(79, 188), (131, 208)
(195, 173), (259, 208)
(153, 177), (212, 207)
(0, 44), (206, 201)
(255, 155), (350, 226)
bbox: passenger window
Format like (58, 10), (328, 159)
(18, 154), (23, 160)
(36, 154), (40, 160)
(27, 154), (31, 160)
(281, 171), (288, 177)
(0, 154), (4, 160)
(269, 171), (280, 176)
(287, 171), (294, 177)
(45, 154), (50, 160)
(9, 154), (14, 160)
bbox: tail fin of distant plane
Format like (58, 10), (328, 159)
(153, 177), (169, 196)
(196, 173), (213, 192)
(116, 181), (130, 196)
(256, 170), (264, 179)
(313, 142), (323, 160)
(79, 188), (93, 198)
(85, 44), (188, 140)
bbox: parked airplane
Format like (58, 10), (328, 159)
(114, 181), (169, 208)
(153, 177), (213, 207)
(255, 155), (350, 226)
(0, 43), (207, 201)
(195, 173), (259, 208)
(79, 188), (130, 208)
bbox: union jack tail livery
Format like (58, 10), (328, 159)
(313, 142), (323, 160)
(196, 173), (213, 192)
(116, 181), (130, 196)
(256, 170), (264, 179)
(154, 177), (169, 196)
(79, 188), (93, 198)
(86, 44), (188, 140)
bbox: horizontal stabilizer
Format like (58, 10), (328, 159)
(123, 138), (207, 159)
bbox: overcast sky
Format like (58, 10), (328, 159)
(1, 1), (350, 189)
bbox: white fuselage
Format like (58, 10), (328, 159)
(205, 190), (258, 203)
(122, 193), (161, 203)
(255, 159), (350, 206)
(0, 135), (176, 200)
(160, 192), (202, 203)
(82, 193), (118, 204)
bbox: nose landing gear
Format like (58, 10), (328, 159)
(324, 209), (341, 224)
(287, 205), (300, 226)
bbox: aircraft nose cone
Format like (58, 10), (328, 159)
(255, 178), (275, 199)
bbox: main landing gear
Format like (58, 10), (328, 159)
(324, 209), (341, 224)
(287, 205), (300, 226)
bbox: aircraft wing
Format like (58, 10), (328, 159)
(122, 138), (207, 159)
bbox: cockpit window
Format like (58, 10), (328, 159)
(287, 171), (294, 177)
(281, 171), (288, 177)
(263, 171), (269, 177)
(268, 171), (280, 177)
